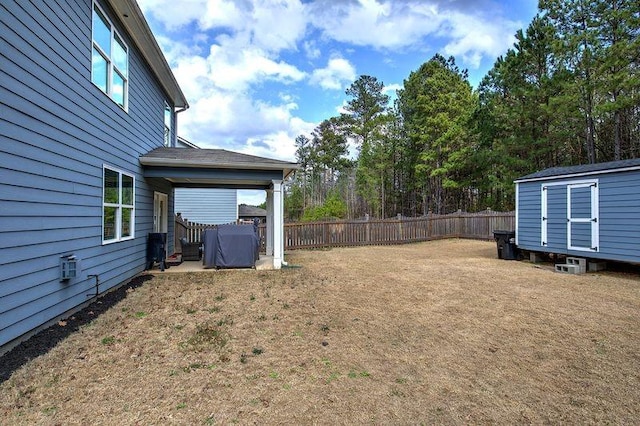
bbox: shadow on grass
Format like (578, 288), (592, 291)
(0, 274), (154, 383)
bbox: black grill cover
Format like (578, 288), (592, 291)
(202, 225), (259, 268)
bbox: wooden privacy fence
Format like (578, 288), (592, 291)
(283, 210), (515, 250)
(175, 210), (515, 251)
(174, 215), (267, 253)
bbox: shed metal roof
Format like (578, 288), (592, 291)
(515, 158), (640, 183)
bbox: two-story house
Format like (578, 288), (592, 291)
(1, 0), (297, 353)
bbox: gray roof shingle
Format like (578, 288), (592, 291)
(516, 158), (640, 182)
(238, 204), (267, 217)
(140, 147), (299, 170)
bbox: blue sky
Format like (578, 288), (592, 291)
(137, 0), (539, 204)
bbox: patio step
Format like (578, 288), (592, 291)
(566, 257), (587, 274)
(555, 263), (581, 274)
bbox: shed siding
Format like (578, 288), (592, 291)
(0, 0), (174, 349)
(175, 189), (238, 224)
(517, 169), (640, 263)
(515, 183), (540, 248)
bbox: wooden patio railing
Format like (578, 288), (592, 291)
(175, 210), (515, 252)
(174, 214), (211, 248)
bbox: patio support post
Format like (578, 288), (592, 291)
(271, 180), (283, 269)
(266, 189), (274, 256)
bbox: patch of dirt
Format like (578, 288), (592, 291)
(0, 274), (153, 383)
(1, 239), (640, 424)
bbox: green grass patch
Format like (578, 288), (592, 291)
(101, 336), (116, 345)
(184, 322), (229, 353)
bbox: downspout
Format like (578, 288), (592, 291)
(173, 104), (189, 145)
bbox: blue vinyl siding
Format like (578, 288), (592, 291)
(597, 175), (640, 261)
(516, 169), (640, 263)
(515, 184), (541, 248)
(175, 188), (238, 224)
(0, 0), (176, 349)
(545, 185), (567, 252)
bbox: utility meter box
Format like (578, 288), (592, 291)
(60, 255), (78, 281)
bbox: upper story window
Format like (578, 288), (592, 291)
(164, 103), (172, 146)
(92, 3), (128, 109)
(103, 166), (135, 244)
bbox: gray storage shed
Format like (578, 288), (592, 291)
(515, 158), (640, 263)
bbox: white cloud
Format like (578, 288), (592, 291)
(310, 57), (357, 90)
(383, 83), (402, 104)
(309, 1), (444, 49)
(198, 0), (247, 31)
(303, 40), (321, 60)
(171, 54), (213, 100)
(335, 99), (349, 116)
(249, 0), (308, 52)
(440, 11), (520, 69)
(202, 44), (305, 91)
(383, 83), (402, 94)
(182, 94), (291, 138)
(178, 87), (315, 161)
(137, 0), (210, 30)
(140, 0), (307, 54)
(307, 0), (522, 70)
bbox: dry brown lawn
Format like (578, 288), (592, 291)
(2, 239), (640, 425)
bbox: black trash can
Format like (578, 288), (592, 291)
(493, 230), (518, 260)
(147, 232), (167, 270)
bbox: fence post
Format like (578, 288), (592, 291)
(486, 207), (491, 240)
(174, 213), (186, 249)
(323, 222), (329, 248)
(365, 214), (370, 243)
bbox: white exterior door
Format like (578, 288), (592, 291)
(153, 192), (168, 233)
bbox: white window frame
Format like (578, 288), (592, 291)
(91, 1), (129, 110)
(567, 181), (599, 252)
(102, 165), (135, 244)
(540, 185), (548, 247)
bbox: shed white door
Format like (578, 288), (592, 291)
(567, 182), (599, 252)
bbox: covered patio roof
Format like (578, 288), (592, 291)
(140, 147), (299, 270)
(139, 147), (299, 189)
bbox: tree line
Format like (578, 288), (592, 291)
(286, 0), (640, 221)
